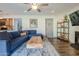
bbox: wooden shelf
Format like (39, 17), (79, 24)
(57, 21), (69, 23)
(57, 20), (69, 42)
(57, 32), (69, 34)
(57, 37), (69, 42)
(57, 27), (68, 28)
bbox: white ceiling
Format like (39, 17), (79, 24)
(0, 3), (79, 15)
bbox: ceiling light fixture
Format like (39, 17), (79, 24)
(32, 3), (38, 10)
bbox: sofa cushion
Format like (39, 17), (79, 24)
(0, 31), (11, 40)
(27, 30), (36, 34)
(20, 32), (27, 36)
(11, 36), (27, 51)
(10, 31), (20, 39)
(8, 32), (13, 39)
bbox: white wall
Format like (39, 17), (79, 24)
(2, 6), (79, 43)
(22, 15), (45, 35)
(69, 6), (79, 43)
(2, 15), (55, 37)
(22, 15), (54, 36)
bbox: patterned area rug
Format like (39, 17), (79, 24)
(11, 38), (59, 56)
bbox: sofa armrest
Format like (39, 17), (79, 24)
(0, 40), (11, 56)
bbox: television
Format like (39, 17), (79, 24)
(69, 10), (79, 26)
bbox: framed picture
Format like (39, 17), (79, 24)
(30, 19), (38, 28)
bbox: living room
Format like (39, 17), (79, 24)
(0, 3), (79, 56)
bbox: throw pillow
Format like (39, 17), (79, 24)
(20, 32), (27, 36)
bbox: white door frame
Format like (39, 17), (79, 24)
(45, 18), (53, 38)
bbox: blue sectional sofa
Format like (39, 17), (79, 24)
(0, 30), (38, 56)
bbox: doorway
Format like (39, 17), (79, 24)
(45, 18), (53, 38)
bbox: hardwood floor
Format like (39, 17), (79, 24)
(48, 38), (79, 56)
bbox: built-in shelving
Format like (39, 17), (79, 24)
(57, 20), (69, 42)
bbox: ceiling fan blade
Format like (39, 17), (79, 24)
(40, 3), (48, 6)
(27, 8), (32, 11)
(37, 9), (41, 12)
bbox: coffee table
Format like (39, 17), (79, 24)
(26, 36), (43, 48)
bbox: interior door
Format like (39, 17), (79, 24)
(45, 18), (53, 38)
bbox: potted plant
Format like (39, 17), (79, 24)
(64, 15), (68, 22)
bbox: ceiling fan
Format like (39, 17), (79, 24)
(24, 3), (48, 12)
